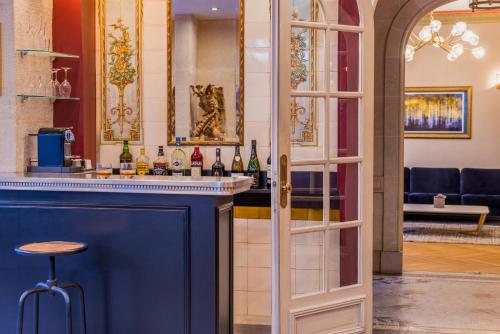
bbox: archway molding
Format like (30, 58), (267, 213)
(373, 0), (454, 273)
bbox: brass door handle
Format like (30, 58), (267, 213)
(281, 183), (292, 193)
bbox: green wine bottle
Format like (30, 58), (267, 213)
(247, 140), (261, 189)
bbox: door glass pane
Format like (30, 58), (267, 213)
(323, 0), (360, 26)
(330, 163), (359, 223)
(330, 31), (360, 92)
(327, 227), (359, 289)
(291, 166), (324, 227)
(291, 27), (325, 92)
(292, 231), (325, 297)
(329, 98), (359, 158)
(292, 0), (324, 23)
(291, 97), (324, 160)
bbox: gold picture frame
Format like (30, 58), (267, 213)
(98, 0), (143, 144)
(167, 0), (245, 146)
(404, 86), (472, 139)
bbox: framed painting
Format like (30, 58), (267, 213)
(404, 86), (472, 139)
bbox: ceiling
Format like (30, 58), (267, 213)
(173, 0), (239, 19)
(435, 0), (472, 11)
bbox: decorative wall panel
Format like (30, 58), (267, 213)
(99, 0), (143, 144)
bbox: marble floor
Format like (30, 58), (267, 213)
(374, 272), (500, 334)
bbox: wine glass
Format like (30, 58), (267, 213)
(48, 68), (61, 96)
(59, 67), (72, 97)
(36, 72), (44, 96)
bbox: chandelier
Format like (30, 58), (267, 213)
(405, 14), (485, 62)
(469, 0), (500, 11)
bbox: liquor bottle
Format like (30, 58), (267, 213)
(136, 147), (150, 176)
(171, 137), (187, 176)
(267, 154), (272, 188)
(247, 140), (261, 189)
(120, 140), (133, 163)
(231, 144), (244, 177)
(212, 148), (225, 177)
(153, 146), (168, 176)
(191, 147), (204, 177)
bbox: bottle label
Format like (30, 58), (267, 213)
(153, 163), (167, 176)
(137, 162), (149, 176)
(191, 167), (202, 177)
(172, 159), (183, 173)
(213, 170), (223, 177)
(235, 156), (241, 162)
(248, 172), (260, 188)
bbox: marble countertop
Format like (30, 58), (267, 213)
(0, 173), (253, 196)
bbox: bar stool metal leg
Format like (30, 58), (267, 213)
(33, 292), (39, 334)
(17, 287), (48, 334)
(61, 283), (87, 334)
(52, 287), (72, 334)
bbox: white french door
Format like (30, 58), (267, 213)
(270, 0), (373, 333)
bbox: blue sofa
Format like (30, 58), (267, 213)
(408, 167), (461, 205)
(461, 168), (500, 216)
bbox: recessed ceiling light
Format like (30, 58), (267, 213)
(211, 7), (220, 12)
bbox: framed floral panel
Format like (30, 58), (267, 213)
(404, 87), (472, 139)
(291, 0), (319, 146)
(99, 0), (143, 144)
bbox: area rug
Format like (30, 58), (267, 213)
(403, 221), (500, 245)
(374, 273), (500, 334)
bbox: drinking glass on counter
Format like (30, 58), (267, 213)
(120, 162), (137, 178)
(96, 163), (113, 178)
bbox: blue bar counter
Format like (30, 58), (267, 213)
(0, 173), (252, 334)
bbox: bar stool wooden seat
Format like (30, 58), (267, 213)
(15, 241), (88, 334)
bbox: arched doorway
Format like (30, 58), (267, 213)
(372, 0), (454, 274)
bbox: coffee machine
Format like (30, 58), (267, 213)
(27, 128), (80, 173)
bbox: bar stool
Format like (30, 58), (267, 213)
(15, 241), (88, 334)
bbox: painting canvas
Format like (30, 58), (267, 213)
(404, 87), (472, 139)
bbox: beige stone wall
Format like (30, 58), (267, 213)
(0, 0), (17, 172)
(405, 22), (500, 169)
(0, 0), (54, 172)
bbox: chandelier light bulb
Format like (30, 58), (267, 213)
(430, 19), (442, 32)
(451, 22), (467, 36)
(472, 47), (486, 59)
(468, 34), (480, 46)
(451, 43), (464, 56)
(462, 30), (475, 43)
(405, 45), (415, 62)
(419, 26), (433, 42)
(447, 52), (458, 61)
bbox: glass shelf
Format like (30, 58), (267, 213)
(16, 49), (80, 59)
(17, 94), (80, 103)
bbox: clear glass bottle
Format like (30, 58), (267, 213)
(191, 147), (204, 177)
(120, 140), (133, 163)
(136, 147), (150, 176)
(231, 144), (244, 177)
(153, 146), (168, 176)
(171, 137), (187, 176)
(212, 148), (225, 177)
(247, 140), (261, 189)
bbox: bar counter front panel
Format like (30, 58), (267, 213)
(0, 174), (251, 334)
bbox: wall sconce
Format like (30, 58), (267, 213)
(497, 74), (500, 89)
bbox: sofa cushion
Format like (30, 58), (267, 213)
(404, 167), (410, 193)
(410, 167), (460, 194)
(461, 168), (500, 195)
(462, 194), (500, 207)
(408, 193), (461, 205)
